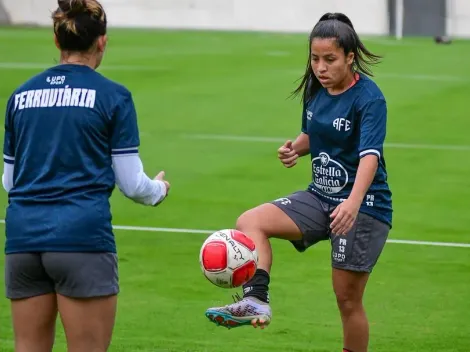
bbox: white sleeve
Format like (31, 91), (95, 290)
(112, 154), (167, 206)
(2, 160), (14, 192)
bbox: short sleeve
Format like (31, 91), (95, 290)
(301, 78), (314, 134)
(3, 95), (15, 163)
(358, 98), (387, 159)
(301, 100), (308, 133)
(110, 91), (140, 157)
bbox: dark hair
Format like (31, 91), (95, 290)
(52, 0), (107, 52)
(292, 12), (382, 104)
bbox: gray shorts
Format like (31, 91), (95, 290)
(5, 252), (119, 300)
(271, 191), (390, 273)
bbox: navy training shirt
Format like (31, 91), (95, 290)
(3, 64), (140, 254)
(302, 73), (393, 226)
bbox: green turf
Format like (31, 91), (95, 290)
(0, 27), (469, 351)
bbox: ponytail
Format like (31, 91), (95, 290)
(292, 12), (382, 104)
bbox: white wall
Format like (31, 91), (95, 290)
(446, 0), (470, 38)
(3, 0), (389, 35)
(3, 0), (56, 25)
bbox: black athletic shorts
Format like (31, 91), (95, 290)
(271, 190), (390, 273)
(5, 252), (119, 300)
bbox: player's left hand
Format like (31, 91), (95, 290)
(329, 197), (361, 235)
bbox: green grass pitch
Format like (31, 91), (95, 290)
(0, 27), (469, 351)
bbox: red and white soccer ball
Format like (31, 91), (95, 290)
(199, 229), (258, 289)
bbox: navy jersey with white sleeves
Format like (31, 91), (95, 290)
(3, 64), (140, 254)
(302, 73), (392, 226)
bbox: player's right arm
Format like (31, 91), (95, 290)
(278, 133), (309, 168)
(278, 101), (311, 168)
(110, 90), (170, 206)
(2, 94), (15, 193)
(292, 133), (310, 156)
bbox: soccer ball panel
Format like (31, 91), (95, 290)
(232, 260), (257, 288)
(231, 230), (256, 251)
(226, 241), (256, 270)
(203, 269), (232, 289)
(201, 240), (227, 272)
(199, 229), (258, 289)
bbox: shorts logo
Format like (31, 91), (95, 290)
(312, 152), (348, 194)
(333, 238), (347, 263)
(274, 197), (291, 205)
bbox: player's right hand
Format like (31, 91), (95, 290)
(155, 171), (170, 196)
(278, 140), (298, 168)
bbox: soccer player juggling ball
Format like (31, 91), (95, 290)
(3, 1), (170, 351)
(205, 13), (393, 352)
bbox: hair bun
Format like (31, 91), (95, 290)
(327, 13), (339, 21)
(319, 12), (354, 30)
(58, 0), (87, 17)
(319, 12), (336, 22)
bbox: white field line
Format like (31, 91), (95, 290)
(0, 220), (467, 248)
(377, 72), (469, 82)
(183, 134), (470, 151)
(0, 62), (469, 82)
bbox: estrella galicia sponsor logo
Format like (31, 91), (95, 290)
(312, 152), (348, 194)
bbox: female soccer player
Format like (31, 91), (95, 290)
(3, 1), (170, 351)
(205, 13), (392, 352)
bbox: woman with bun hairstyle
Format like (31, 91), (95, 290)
(205, 12), (392, 352)
(3, 1), (170, 351)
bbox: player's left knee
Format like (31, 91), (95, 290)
(235, 208), (264, 235)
